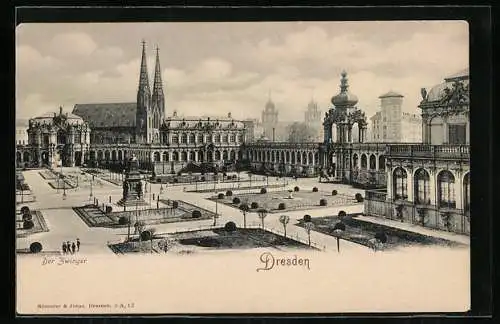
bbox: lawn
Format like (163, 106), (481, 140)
(210, 189), (361, 213)
(108, 227), (313, 254)
(296, 214), (466, 250)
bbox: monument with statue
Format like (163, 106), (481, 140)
(117, 154), (149, 206)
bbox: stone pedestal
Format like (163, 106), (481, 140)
(117, 155), (149, 207)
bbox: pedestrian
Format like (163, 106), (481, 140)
(62, 242), (67, 254)
(71, 242), (76, 254)
(67, 241), (72, 254)
(76, 238), (80, 252)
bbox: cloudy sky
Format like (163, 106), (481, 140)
(16, 21), (468, 123)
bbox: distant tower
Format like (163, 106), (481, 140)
(261, 91), (279, 140)
(136, 40), (152, 144)
(304, 98), (322, 141)
(379, 91), (404, 142)
(151, 45), (165, 143)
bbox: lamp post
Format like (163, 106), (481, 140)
(333, 222), (346, 253)
(89, 175), (93, 201)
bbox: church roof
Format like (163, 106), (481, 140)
(72, 103), (137, 128)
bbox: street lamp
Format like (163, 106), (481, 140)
(332, 221), (346, 253)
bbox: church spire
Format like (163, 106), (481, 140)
(138, 40), (150, 95)
(152, 45), (164, 99)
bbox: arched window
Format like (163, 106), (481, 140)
(216, 134), (221, 143)
(181, 133), (187, 144)
(369, 154), (376, 170)
(361, 154), (367, 169)
(189, 151), (195, 161)
(163, 152), (169, 162)
(181, 151), (187, 161)
(154, 151), (160, 162)
(438, 170), (456, 208)
(198, 134), (204, 143)
(172, 135), (179, 144)
(378, 155), (386, 170)
(286, 152), (290, 163)
(189, 133), (195, 144)
(230, 150), (236, 161)
(222, 134), (228, 143)
(111, 150), (117, 161)
(464, 173), (470, 213)
(414, 168), (430, 204)
(222, 151), (228, 161)
(308, 152), (313, 165)
(172, 151), (179, 162)
(104, 151), (110, 161)
(302, 152), (307, 164)
(352, 154), (359, 168)
(393, 167), (408, 200)
(291, 152), (296, 164)
(215, 151), (221, 161)
(118, 150), (123, 160)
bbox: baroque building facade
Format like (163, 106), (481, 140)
(364, 68), (470, 235)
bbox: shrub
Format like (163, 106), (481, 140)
(239, 203), (250, 212)
(140, 230), (153, 241)
(320, 198), (328, 206)
(200, 176), (206, 182)
(375, 231), (388, 244)
(249, 202), (258, 209)
(22, 212), (32, 222)
(278, 202), (286, 210)
(338, 210), (347, 220)
(172, 201), (179, 209)
(29, 242), (43, 253)
(294, 186), (300, 192)
(217, 193), (225, 199)
(232, 197), (241, 204)
(303, 214), (312, 222)
(191, 210), (202, 218)
(105, 206), (113, 214)
(173, 178), (179, 183)
(355, 193), (363, 201)
(356, 196), (364, 202)
(224, 221), (237, 233)
(23, 220), (34, 229)
(20, 206), (30, 215)
(260, 188), (267, 194)
(226, 190), (233, 197)
(332, 190), (338, 196)
(118, 216), (129, 225)
(312, 187), (318, 192)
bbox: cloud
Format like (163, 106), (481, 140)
(49, 32), (98, 58)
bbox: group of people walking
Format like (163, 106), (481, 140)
(62, 238), (80, 254)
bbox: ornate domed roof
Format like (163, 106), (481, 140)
(424, 68), (469, 103)
(265, 99), (275, 111)
(331, 71), (358, 107)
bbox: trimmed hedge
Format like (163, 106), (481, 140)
(319, 198), (328, 206)
(303, 214), (312, 222)
(29, 242), (43, 253)
(278, 202), (286, 210)
(217, 193), (225, 199)
(294, 186), (300, 192)
(332, 190), (338, 196)
(23, 220), (34, 229)
(260, 188), (267, 194)
(355, 193), (363, 201)
(312, 187), (318, 192)
(239, 203), (250, 212)
(232, 197), (241, 204)
(192, 210), (202, 218)
(251, 202), (259, 209)
(20, 206), (30, 215)
(338, 210), (347, 220)
(226, 190), (233, 197)
(224, 221), (237, 233)
(118, 216), (129, 225)
(356, 196), (364, 202)
(140, 230), (153, 241)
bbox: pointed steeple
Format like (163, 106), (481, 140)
(151, 44), (165, 119)
(138, 39), (151, 95)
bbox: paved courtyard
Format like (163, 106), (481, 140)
(16, 168), (469, 257)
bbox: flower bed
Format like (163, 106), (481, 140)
(16, 210), (49, 238)
(39, 170), (58, 180)
(209, 190), (359, 213)
(296, 214), (466, 250)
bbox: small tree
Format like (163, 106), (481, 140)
(224, 221), (237, 233)
(225, 190), (233, 197)
(332, 190), (338, 196)
(257, 208), (268, 229)
(303, 214), (312, 222)
(23, 220), (34, 230)
(304, 222), (315, 247)
(141, 229), (155, 241)
(232, 197), (241, 204)
(260, 188), (267, 194)
(279, 215), (290, 238)
(294, 186), (300, 192)
(278, 202), (286, 210)
(251, 202), (259, 209)
(312, 187), (318, 192)
(338, 210), (347, 220)
(29, 242), (43, 253)
(239, 203), (249, 228)
(217, 193), (225, 199)
(319, 199), (327, 206)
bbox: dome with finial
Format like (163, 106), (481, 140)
(265, 99), (275, 111)
(331, 71), (359, 107)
